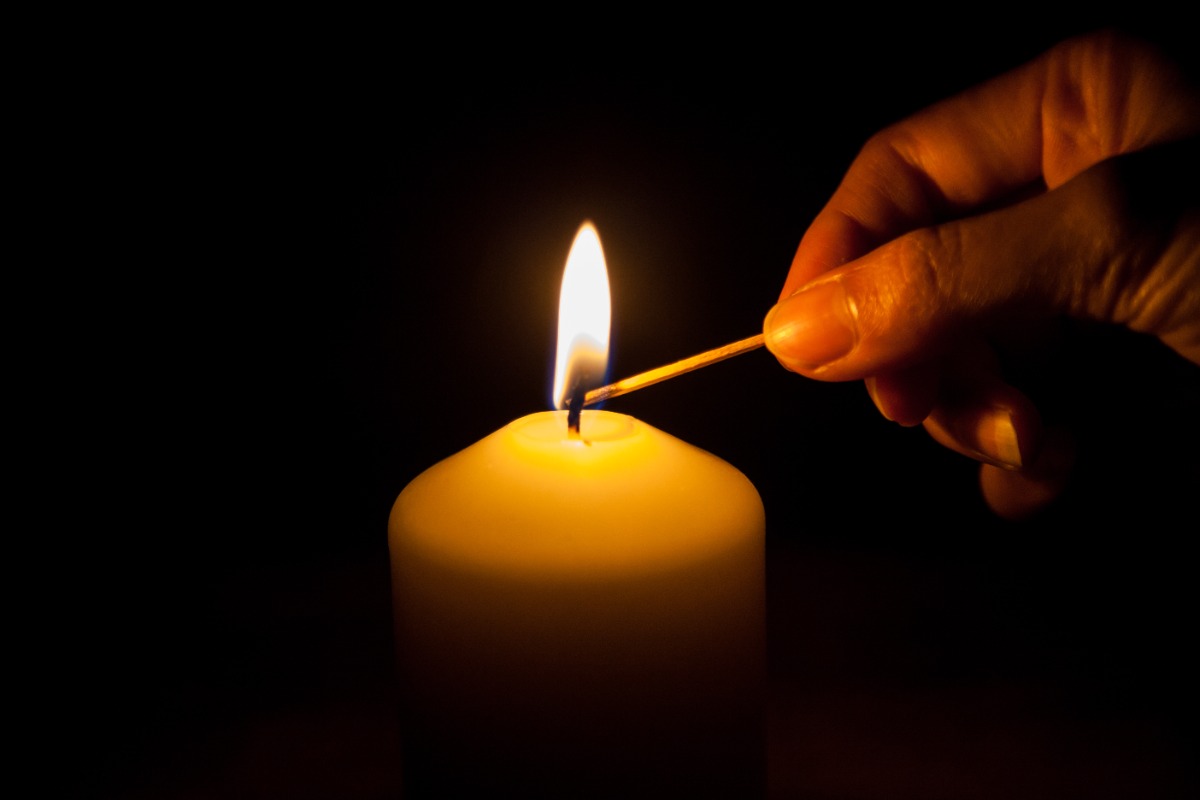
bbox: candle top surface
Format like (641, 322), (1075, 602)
(390, 410), (764, 577)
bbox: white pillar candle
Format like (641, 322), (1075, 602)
(390, 409), (765, 796)
(388, 222), (766, 797)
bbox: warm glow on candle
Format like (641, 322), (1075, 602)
(552, 221), (611, 409)
(389, 219), (765, 794)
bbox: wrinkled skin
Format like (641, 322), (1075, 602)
(764, 28), (1200, 519)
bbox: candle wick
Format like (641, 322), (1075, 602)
(567, 380), (584, 439)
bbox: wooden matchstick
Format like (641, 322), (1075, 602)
(583, 333), (766, 407)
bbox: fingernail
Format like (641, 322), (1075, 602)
(984, 410), (1023, 470)
(960, 409), (1022, 470)
(864, 377), (893, 421)
(764, 279), (858, 370)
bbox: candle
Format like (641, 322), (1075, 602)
(389, 223), (766, 797)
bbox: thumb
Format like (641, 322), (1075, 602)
(763, 143), (1200, 380)
(763, 208), (1052, 381)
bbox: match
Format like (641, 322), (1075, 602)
(583, 333), (766, 407)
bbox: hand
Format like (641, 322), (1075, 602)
(763, 28), (1200, 520)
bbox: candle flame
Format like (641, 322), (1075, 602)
(552, 221), (611, 410)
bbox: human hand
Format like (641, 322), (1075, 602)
(763, 28), (1200, 520)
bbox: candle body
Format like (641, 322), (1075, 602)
(389, 410), (766, 798)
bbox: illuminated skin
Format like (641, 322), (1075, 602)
(763, 28), (1200, 520)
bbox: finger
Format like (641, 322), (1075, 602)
(767, 185), (1062, 380)
(978, 427), (1077, 520)
(780, 29), (1200, 300)
(765, 141), (1200, 381)
(864, 362), (940, 427)
(921, 350), (1043, 472)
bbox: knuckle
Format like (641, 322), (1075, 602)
(895, 227), (955, 311)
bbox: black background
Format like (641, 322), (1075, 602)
(67, 11), (1199, 798)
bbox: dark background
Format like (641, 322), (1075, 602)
(69, 12), (1198, 799)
